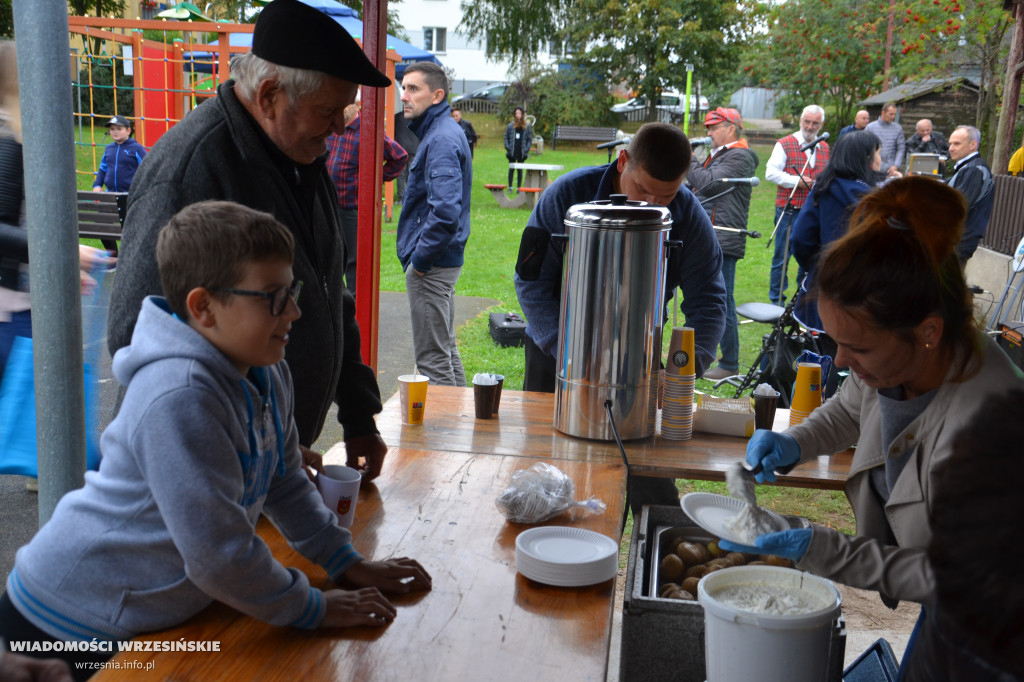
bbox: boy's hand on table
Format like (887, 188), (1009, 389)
(342, 558), (433, 594)
(345, 434), (388, 484)
(321, 587), (396, 628)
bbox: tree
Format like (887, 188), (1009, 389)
(745, 0), (887, 136)
(68, 0), (127, 18)
(888, 0), (1011, 157)
(0, 0), (11, 38)
(458, 0), (570, 80)
(498, 66), (617, 136)
(568, 0), (744, 122)
(750, 0), (1012, 146)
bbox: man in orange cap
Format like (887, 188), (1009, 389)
(687, 108), (759, 381)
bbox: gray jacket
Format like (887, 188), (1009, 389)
(8, 297), (360, 641)
(686, 142), (760, 260)
(504, 123), (533, 161)
(782, 336), (1024, 602)
(107, 81), (382, 446)
(865, 118), (906, 170)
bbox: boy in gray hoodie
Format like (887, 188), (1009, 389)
(0, 201), (430, 675)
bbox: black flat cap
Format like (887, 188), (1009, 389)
(253, 0), (390, 88)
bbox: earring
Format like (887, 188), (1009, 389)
(924, 342), (933, 350)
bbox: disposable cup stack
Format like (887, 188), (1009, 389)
(662, 326), (695, 440)
(789, 362), (823, 426)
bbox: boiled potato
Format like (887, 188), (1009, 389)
(659, 553), (685, 581)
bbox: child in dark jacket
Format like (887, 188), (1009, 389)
(91, 115), (147, 254)
(0, 201), (430, 678)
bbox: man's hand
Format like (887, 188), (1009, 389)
(798, 174), (814, 188)
(342, 557), (433, 594)
(887, 165), (900, 177)
(345, 434), (387, 484)
(0, 651), (72, 682)
(91, 185), (104, 192)
(321, 587), (397, 628)
(299, 445), (324, 482)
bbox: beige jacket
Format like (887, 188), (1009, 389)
(784, 336), (1024, 603)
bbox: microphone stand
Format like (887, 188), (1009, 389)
(765, 144), (817, 305)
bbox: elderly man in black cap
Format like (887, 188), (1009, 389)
(109, 0), (389, 481)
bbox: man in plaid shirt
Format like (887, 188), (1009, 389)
(326, 102), (408, 295)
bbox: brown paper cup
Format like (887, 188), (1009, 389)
(752, 391), (781, 431)
(492, 374), (505, 415)
(473, 381), (498, 419)
(667, 326), (696, 376)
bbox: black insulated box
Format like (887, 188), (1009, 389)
(488, 312), (527, 347)
(621, 504), (846, 682)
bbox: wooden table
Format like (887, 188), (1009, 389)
(508, 162), (565, 208)
(94, 449), (626, 681)
(378, 386), (853, 491)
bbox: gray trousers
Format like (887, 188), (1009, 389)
(406, 265), (466, 386)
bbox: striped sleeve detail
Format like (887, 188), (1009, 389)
(289, 588), (323, 630)
(323, 544), (363, 580)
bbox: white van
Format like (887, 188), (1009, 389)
(611, 90), (709, 121)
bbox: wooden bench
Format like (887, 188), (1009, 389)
(77, 190), (127, 240)
(483, 183), (541, 209)
(551, 125), (618, 150)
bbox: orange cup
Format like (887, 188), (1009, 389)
(789, 363), (822, 426)
(667, 326), (696, 376)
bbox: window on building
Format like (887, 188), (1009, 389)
(423, 27), (447, 53)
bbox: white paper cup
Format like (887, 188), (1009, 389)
(316, 464), (361, 527)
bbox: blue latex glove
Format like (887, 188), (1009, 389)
(746, 430), (801, 483)
(718, 528), (813, 562)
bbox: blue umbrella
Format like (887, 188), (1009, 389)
(185, 0), (439, 78)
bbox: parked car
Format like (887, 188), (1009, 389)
(611, 90), (709, 121)
(452, 82), (510, 106)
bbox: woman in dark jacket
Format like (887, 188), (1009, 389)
(790, 130), (885, 331)
(503, 106), (533, 192)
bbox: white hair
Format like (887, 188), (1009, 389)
(230, 51), (327, 105)
(955, 125), (981, 146)
(802, 104), (825, 123)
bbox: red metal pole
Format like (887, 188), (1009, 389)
(355, 0), (388, 371)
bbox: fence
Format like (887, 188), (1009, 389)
(453, 99), (499, 115)
(983, 175), (1024, 256)
(67, 16), (399, 193)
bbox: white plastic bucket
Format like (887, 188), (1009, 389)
(697, 565), (842, 682)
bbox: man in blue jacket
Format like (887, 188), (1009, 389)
(397, 63), (472, 386)
(514, 122), (727, 513)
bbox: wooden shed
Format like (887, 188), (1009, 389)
(858, 77), (979, 139)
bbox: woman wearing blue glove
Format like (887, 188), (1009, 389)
(721, 176), (1024, 605)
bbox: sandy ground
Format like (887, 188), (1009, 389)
(606, 568), (920, 680)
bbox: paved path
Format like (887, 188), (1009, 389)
(0, 285), (497, 586)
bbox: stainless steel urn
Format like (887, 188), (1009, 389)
(554, 195), (672, 440)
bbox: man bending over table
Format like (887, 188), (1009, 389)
(514, 122), (727, 514)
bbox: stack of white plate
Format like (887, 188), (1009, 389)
(515, 526), (618, 587)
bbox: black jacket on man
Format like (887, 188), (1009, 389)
(906, 130), (949, 157)
(108, 81), (382, 446)
(947, 152), (994, 263)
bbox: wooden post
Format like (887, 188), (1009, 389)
(994, 0), (1024, 174)
(356, 0), (389, 371)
